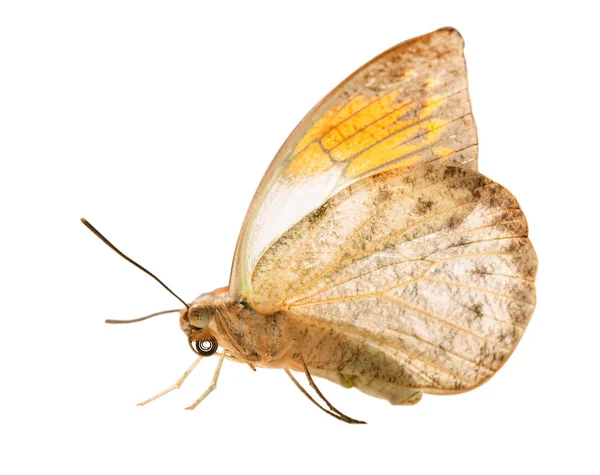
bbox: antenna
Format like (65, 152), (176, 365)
(81, 218), (189, 309)
(105, 309), (181, 324)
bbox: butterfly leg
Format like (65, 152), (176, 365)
(185, 350), (227, 410)
(284, 369), (353, 423)
(297, 356), (366, 424)
(138, 355), (203, 406)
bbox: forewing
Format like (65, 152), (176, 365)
(230, 28), (478, 300)
(250, 164), (537, 395)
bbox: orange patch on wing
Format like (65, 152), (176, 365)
(328, 102), (414, 161)
(292, 96), (369, 154)
(320, 90), (402, 150)
(287, 82), (450, 179)
(425, 77), (438, 90)
(287, 142), (333, 177)
(433, 146), (458, 160)
(342, 94), (448, 177)
(420, 95), (444, 117)
(344, 119), (444, 177)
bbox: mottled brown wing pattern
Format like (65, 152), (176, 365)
(250, 165), (537, 399)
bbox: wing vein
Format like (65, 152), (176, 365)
(327, 86), (469, 157)
(289, 56), (467, 160)
(290, 293), (513, 351)
(289, 260), (436, 305)
(327, 207), (521, 273)
(292, 310), (474, 387)
(421, 277), (536, 305)
(285, 174), (480, 300)
(381, 295), (513, 351)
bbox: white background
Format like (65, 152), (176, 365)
(1, 1), (598, 474)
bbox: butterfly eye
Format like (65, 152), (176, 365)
(191, 336), (218, 356)
(188, 306), (211, 329)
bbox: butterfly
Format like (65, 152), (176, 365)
(83, 27), (537, 423)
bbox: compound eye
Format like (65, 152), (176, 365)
(188, 306), (211, 329)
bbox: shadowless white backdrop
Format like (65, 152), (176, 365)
(1, 1), (598, 474)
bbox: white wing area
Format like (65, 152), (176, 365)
(250, 165), (537, 398)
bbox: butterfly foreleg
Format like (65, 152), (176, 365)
(185, 350), (227, 410)
(138, 355), (203, 406)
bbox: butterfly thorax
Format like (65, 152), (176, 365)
(180, 289), (295, 368)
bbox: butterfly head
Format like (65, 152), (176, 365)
(179, 305), (216, 356)
(180, 289), (229, 357)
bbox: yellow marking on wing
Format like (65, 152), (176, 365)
(286, 142), (334, 177)
(321, 90), (402, 150)
(425, 77), (438, 90)
(286, 85), (452, 179)
(420, 95), (444, 116)
(292, 95), (370, 154)
(332, 95), (445, 176)
(433, 146), (457, 161)
(328, 96), (444, 161)
(345, 119), (446, 177)
(328, 102), (414, 160)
